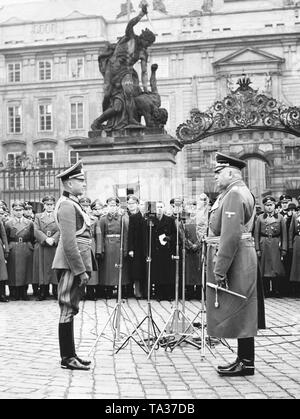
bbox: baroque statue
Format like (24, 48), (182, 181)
(91, 4), (168, 133)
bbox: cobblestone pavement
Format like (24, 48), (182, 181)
(0, 296), (300, 399)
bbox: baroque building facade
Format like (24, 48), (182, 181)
(0, 0), (300, 203)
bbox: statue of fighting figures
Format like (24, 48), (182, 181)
(91, 5), (168, 132)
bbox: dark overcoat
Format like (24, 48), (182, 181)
(0, 220), (8, 282)
(150, 214), (176, 287)
(88, 215), (102, 286)
(206, 180), (258, 339)
(254, 213), (287, 278)
(33, 211), (60, 285)
(5, 217), (35, 286)
(128, 211), (147, 283)
(289, 211), (300, 283)
(184, 219), (201, 286)
(98, 212), (129, 286)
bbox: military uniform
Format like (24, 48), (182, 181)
(289, 210), (300, 293)
(52, 161), (96, 371)
(184, 214), (202, 299)
(33, 196), (60, 300)
(254, 197), (287, 297)
(0, 219), (9, 302)
(98, 198), (129, 298)
(206, 152), (258, 377)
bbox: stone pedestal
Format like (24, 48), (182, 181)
(66, 127), (184, 203)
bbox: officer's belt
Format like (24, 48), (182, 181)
(206, 233), (252, 245)
(106, 234), (120, 238)
(260, 233), (280, 238)
(76, 237), (92, 246)
(9, 238), (31, 243)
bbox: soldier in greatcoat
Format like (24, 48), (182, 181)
(52, 161), (96, 371)
(150, 201), (176, 301)
(0, 218), (9, 302)
(98, 197), (129, 299)
(80, 197), (102, 301)
(33, 195), (60, 300)
(127, 194), (147, 299)
(206, 152), (258, 377)
(254, 196), (287, 297)
(288, 201), (300, 297)
(183, 200), (202, 300)
(5, 200), (35, 301)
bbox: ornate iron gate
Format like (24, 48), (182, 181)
(0, 166), (67, 211)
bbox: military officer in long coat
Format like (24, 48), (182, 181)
(0, 218), (9, 302)
(206, 152), (258, 377)
(33, 195), (60, 300)
(98, 197), (129, 299)
(127, 194), (147, 299)
(150, 201), (176, 301)
(254, 196), (287, 297)
(52, 161), (97, 371)
(5, 200), (35, 301)
(80, 197), (102, 301)
(288, 203), (300, 296)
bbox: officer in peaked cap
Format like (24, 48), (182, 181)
(206, 151), (261, 377)
(33, 194), (59, 300)
(214, 152), (246, 173)
(52, 160), (96, 371)
(262, 195), (276, 205)
(42, 195), (56, 204)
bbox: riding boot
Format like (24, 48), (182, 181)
(237, 337), (255, 366)
(9, 286), (16, 301)
(59, 322), (75, 361)
(39, 285), (46, 301)
(52, 284), (58, 300)
(0, 282), (8, 302)
(32, 284), (39, 298)
(20, 286), (28, 301)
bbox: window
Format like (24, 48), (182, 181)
(203, 150), (217, 166)
(37, 151), (54, 168)
(7, 153), (17, 168)
(38, 60), (52, 81)
(69, 57), (84, 79)
(39, 104), (52, 131)
(286, 146), (300, 161)
(6, 153), (25, 189)
(70, 102), (84, 130)
(8, 105), (22, 133)
(69, 150), (80, 165)
(8, 63), (21, 83)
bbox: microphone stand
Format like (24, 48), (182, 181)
(116, 215), (161, 355)
(148, 210), (204, 358)
(88, 212), (144, 356)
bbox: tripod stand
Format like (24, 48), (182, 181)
(116, 216), (161, 355)
(148, 207), (204, 358)
(88, 213), (144, 356)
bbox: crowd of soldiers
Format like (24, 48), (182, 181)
(0, 191), (299, 303)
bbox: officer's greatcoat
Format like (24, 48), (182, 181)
(206, 180), (258, 339)
(184, 218), (201, 286)
(5, 217), (35, 286)
(289, 211), (300, 283)
(98, 212), (129, 286)
(254, 212), (287, 278)
(0, 220), (8, 282)
(33, 211), (60, 285)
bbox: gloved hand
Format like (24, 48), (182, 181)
(256, 250), (262, 259)
(79, 272), (89, 287)
(128, 251), (134, 258)
(281, 250), (287, 258)
(215, 274), (228, 288)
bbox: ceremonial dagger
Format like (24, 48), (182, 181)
(206, 282), (247, 308)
